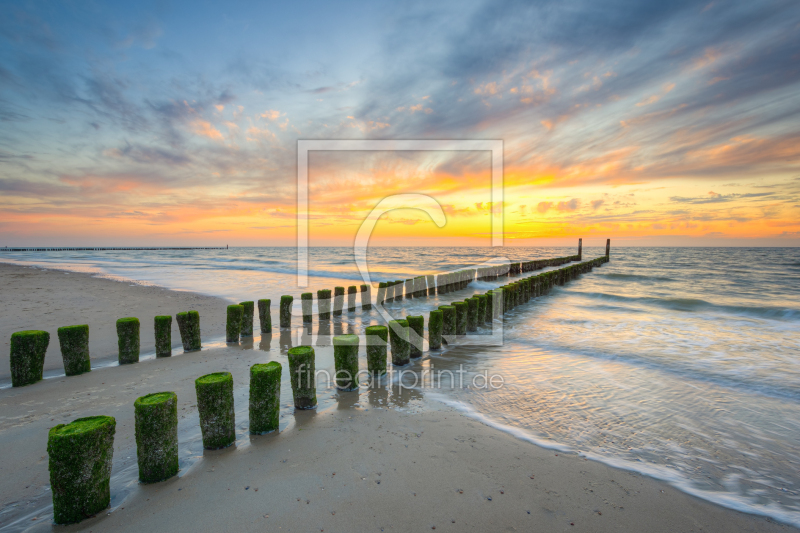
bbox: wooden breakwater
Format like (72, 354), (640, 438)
(11, 239), (612, 524)
(0, 246), (226, 252)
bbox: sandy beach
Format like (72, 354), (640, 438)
(0, 263), (231, 380)
(0, 265), (795, 532)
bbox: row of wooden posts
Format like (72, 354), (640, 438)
(8, 240), (609, 387)
(39, 252), (610, 524)
(223, 252), (593, 341)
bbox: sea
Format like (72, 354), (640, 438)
(2, 246), (799, 526)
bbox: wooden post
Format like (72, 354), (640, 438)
(388, 319), (410, 366)
(48, 415), (116, 524)
(366, 325), (388, 377)
(438, 305), (455, 345)
(195, 372), (235, 449)
(117, 318), (140, 364)
(360, 284), (372, 310)
(10, 330), (49, 386)
(428, 310), (443, 350)
(226, 305), (243, 343)
(239, 301), (254, 337)
(377, 282), (387, 306)
(249, 362), (281, 434)
(406, 315), (424, 358)
(134, 392), (178, 483)
(257, 300), (271, 333)
(317, 290), (331, 320)
(301, 293), (313, 324)
(333, 287), (345, 316)
(176, 311), (202, 351)
(606, 238), (610, 260)
(279, 295), (293, 328)
(347, 286), (358, 312)
(154, 317), (172, 357)
(288, 346), (317, 409)
(578, 238), (582, 260)
(404, 279), (414, 300)
(58, 325), (91, 375)
(333, 334), (360, 390)
(394, 280), (404, 301)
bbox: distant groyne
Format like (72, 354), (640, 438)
(0, 247), (226, 252)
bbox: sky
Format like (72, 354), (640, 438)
(1, 0), (799, 247)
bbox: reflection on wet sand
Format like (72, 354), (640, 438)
(336, 389), (360, 409)
(279, 329), (293, 352)
(300, 324), (313, 346)
(258, 333), (272, 351)
(316, 322), (331, 346)
(239, 336), (254, 350)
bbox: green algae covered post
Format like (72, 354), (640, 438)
(57, 325), (90, 376)
(388, 319), (410, 366)
(301, 293), (313, 324)
(48, 415), (115, 524)
(176, 310), (202, 351)
(377, 282), (387, 306)
(288, 346), (317, 409)
(154, 316), (172, 357)
(394, 280), (404, 301)
(382, 281), (390, 303)
(406, 315), (424, 358)
(317, 289), (331, 320)
(239, 301), (255, 337)
(116, 317), (140, 364)
(466, 297), (479, 332)
(415, 276), (425, 298)
(10, 330), (49, 387)
(365, 325), (388, 377)
(226, 304), (243, 342)
(347, 286), (358, 312)
(257, 299), (272, 333)
(279, 295), (293, 328)
(333, 287), (345, 316)
(134, 392), (178, 483)
(333, 334), (360, 390)
(427, 274), (436, 296)
(195, 372), (235, 449)
(428, 309), (443, 350)
(438, 305), (455, 344)
(249, 362), (282, 434)
(476, 294), (488, 325)
(493, 289), (504, 318)
(403, 279), (413, 300)
(453, 302), (468, 336)
(360, 284), (372, 310)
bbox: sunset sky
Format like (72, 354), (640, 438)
(1, 0), (799, 247)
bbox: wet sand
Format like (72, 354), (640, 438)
(0, 266), (795, 532)
(0, 262), (231, 379)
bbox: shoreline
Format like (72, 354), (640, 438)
(0, 263), (796, 531)
(0, 340), (793, 532)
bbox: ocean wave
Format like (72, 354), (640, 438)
(572, 291), (800, 321)
(502, 334), (800, 402)
(602, 272), (676, 282)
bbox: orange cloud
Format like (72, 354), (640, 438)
(191, 119), (224, 141)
